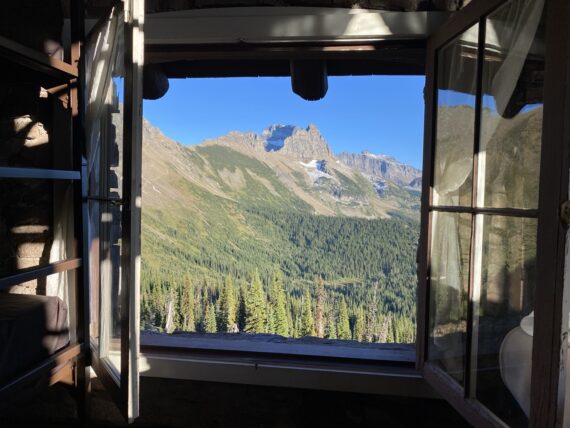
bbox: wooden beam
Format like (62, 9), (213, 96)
(290, 60), (328, 100)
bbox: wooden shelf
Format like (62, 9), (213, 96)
(0, 344), (82, 397)
(0, 35), (78, 84)
(0, 258), (82, 292)
(0, 166), (81, 180)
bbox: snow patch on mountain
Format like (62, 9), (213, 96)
(300, 159), (332, 182)
(262, 124), (296, 152)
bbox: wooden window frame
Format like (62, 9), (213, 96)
(84, 0), (144, 422)
(417, 0), (570, 426)
(139, 12), (442, 396)
(139, 47), (428, 384)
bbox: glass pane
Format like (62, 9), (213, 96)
(428, 211), (471, 385)
(477, 0), (545, 209)
(99, 76), (124, 373)
(433, 24), (479, 207)
(85, 6), (124, 378)
(473, 215), (536, 427)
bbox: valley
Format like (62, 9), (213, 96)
(139, 117), (422, 343)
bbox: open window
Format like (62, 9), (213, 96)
(418, 0), (570, 426)
(85, 0), (144, 422)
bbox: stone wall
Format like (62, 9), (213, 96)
(0, 1), (67, 294)
(0, 87), (57, 295)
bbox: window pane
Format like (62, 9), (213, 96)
(473, 215), (536, 427)
(98, 77), (124, 374)
(433, 24), (479, 207)
(85, 6), (125, 378)
(477, 0), (545, 209)
(428, 211), (471, 386)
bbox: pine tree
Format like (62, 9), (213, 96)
(300, 289), (316, 337)
(315, 275), (325, 338)
(386, 313), (395, 343)
(237, 282), (247, 332)
(218, 275), (237, 332)
(353, 307), (365, 341)
(266, 303), (276, 334)
(325, 304), (337, 339)
(195, 281), (210, 332)
(270, 270), (289, 336)
(337, 298), (351, 340)
(204, 301), (217, 333)
(179, 275), (195, 332)
(365, 281), (379, 342)
(245, 270), (267, 333)
(326, 319), (337, 339)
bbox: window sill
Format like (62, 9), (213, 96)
(140, 332), (435, 398)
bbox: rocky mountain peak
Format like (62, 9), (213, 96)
(276, 124), (332, 160)
(337, 151), (422, 187)
(207, 123), (332, 160)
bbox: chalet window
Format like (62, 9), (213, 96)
(132, 2), (570, 427)
(6, 1), (569, 426)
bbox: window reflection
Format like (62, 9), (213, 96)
(432, 26), (479, 208)
(428, 211), (471, 385)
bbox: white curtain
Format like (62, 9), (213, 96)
(46, 183), (76, 341)
(488, 0), (545, 116)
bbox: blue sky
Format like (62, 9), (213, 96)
(143, 75), (426, 168)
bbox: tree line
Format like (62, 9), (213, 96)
(142, 268), (416, 343)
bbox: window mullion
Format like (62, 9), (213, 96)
(465, 15), (487, 399)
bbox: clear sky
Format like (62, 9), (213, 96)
(142, 75), (426, 168)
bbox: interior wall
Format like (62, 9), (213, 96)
(0, 0), (67, 294)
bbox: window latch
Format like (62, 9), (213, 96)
(560, 200), (570, 228)
(86, 196), (125, 206)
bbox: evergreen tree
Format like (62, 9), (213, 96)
(204, 301), (217, 333)
(315, 275), (325, 338)
(179, 275), (195, 332)
(218, 275), (237, 332)
(270, 270), (289, 336)
(365, 281), (379, 342)
(337, 298), (351, 340)
(237, 282), (247, 332)
(300, 289), (316, 337)
(245, 270), (267, 333)
(325, 302), (337, 340)
(266, 304), (276, 334)
(353, 308), (365, 341)
(386, 314), (395, 343)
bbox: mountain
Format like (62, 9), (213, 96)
(138, 118), (421, 341)
(337, 151), (422, 189)
(191, 123), (422, 219)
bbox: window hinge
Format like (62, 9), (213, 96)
(560, 200), (570, 228)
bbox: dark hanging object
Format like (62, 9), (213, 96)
(290, 60), (328, 101)
(143, 64), (170, 100)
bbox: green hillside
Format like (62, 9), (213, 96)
(140, 122), (420, 343)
